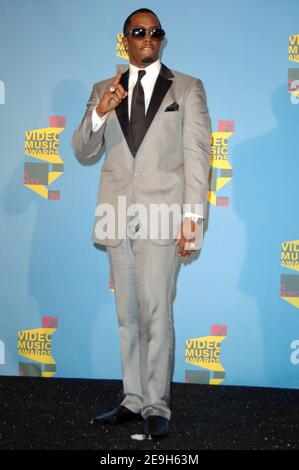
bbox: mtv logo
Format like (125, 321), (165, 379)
(211, 325), (227, 336)
(49, 116), (66, 128)
(218, 120), (234, 132)
(42, 316), (58, 328)
(216, 197), (229, 206)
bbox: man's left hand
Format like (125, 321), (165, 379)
(174, 218), (203, 257)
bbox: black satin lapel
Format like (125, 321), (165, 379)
(115, 69), (133, 151)
(115, 64), (174, 157)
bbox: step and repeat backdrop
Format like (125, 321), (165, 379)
(0, 0), (299, 388)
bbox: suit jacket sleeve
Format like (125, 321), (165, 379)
(71, 83), (106, 165)
(182, 79), (211, 218)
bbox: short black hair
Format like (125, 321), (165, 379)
(123, 8), (162, 35)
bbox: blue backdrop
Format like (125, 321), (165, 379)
(0, 0), (299, 388)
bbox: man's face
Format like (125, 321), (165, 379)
(122, 12), (164, 68)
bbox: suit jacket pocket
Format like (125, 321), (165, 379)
(156, 110), (182, 120)
(165, 102), (179, 112)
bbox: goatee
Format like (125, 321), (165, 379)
(141, 56), (155, 64)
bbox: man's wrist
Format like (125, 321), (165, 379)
(96, 106), (107, 118)
(183, 212), (204, 224)
(92, 106), (108, 132)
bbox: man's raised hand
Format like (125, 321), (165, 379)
(96, 68), (128, 117)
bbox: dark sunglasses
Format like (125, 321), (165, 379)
(125, 27), (165, 40)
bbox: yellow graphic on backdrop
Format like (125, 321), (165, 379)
(116, 33), (128, 60)
(289, 35), (299, 63)
(18, 327), (57, 378)
(185, 336), (226, 372)
(24, 126), (64, 199)
(209, 131), (233, 205)
(281, 240), (299, 272)
(280, 239), (299, 309)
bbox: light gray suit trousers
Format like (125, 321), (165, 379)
(107, 232), (180, 419)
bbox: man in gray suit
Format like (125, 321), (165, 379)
(72, 8), (211, 438)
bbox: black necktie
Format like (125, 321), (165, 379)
(129, 69), (146, 154)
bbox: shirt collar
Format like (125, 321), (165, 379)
(129, 59), (161, 80)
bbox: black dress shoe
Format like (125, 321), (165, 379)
(144, 415), (170, 438)
(91, 405), (141, 425)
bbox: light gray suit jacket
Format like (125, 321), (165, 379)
(72, 63), (211, 247)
